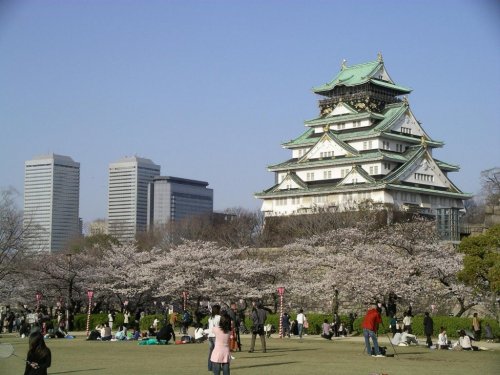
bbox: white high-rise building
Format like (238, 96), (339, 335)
(24, 154), (80, 252)
(108, 156), (160, 243)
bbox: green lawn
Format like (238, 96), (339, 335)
(1, 333), (499, 375)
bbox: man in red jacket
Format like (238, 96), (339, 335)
(362, 304), (384, 357)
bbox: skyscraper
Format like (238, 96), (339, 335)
(23, 154), (80, 252)
(108, 156), (160, 243)
(147, 176), (213, 229)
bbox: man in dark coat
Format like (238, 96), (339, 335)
(248, 301), (267, 353)
(156, 323), (176, 344)
(423, 311), (434, 348)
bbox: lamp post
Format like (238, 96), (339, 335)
(182, 291), (189, 311)
(35, 291), (43, 312)
(86, 290), (94, 337)
(277, 287), (285, 338)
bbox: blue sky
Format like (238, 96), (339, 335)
(0, 0), (499, 222)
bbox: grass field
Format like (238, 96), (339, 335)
(1, 332), (499, 375)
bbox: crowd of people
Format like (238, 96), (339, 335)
(1, 300), (496, 375)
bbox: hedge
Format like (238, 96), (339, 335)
(74, 313), (499, 339)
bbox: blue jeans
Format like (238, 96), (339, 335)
(208, 337), (215, 370)
(212, 362), (230, 375)
(363, 328), (380, 355)
(298, 323), (304, 338)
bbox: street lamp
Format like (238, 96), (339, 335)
(35, 291), (43, 312)
(182, 291), (189, 311)
(277, 287), (285, 338)
(86, 290), (94, 337)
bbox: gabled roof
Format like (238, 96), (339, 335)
(270, 171), (308, 193)
(383, 146), (465, 194)
(312, 59), (411, 95)
(337, 165), (376, 186)
(297, 132), (359, 163)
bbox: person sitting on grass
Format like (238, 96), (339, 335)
(321, 319), (333, 340)
(115, 325), (127, 340)
(400, 327), (419, 345)
(156, 322), (175, 344)
(437, 327), (450, 349)
(194, 323), (207, 343)
(455, 330), (479, 351)
(101, 323), (112, 341)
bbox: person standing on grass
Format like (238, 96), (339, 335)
(423, 311), (434, 348)
(207, 304), (221, 371)
(210, 312), (232, 375)
(24, 331), (51, 375)
(403, 311), (412, 334)
(472, 313), (481, 341)
(361, 304), (384, 357)
(248, 301), (267, 353)
(296, 309), (305, 339)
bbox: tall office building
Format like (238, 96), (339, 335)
(23, 154), (80, 252)
(147, 176), (213, 229)
(108, 156), (160, 242)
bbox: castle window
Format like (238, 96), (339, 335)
(306, 172), (315, 181)
(276, 198), (287, 206)
(323, 170), (332, 179)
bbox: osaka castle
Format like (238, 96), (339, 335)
(255, 54), (471, 217)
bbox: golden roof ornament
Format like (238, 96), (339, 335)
(420, 136), (428, 149)
(323, 124), (330, 132)
(377, 52), (383, 62)
(403, 96), (409, 105)
(341, 59), (347, 70)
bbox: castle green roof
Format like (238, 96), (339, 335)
(312, 60), (411, 95)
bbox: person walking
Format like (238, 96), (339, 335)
(361, 304), (384, 357)
(248, 301), (267, 353)
(296, 309), (305, 339)
(423, 312), (434, 348)
(24, 331), (51, 375)
(210, 312), (232, 375)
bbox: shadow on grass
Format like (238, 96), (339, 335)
(50, 369), (106, 374)
(235, 361), (298, 370)
(265, 348), (316, 353)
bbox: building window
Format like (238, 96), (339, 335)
(337, 123), (345, 130)
(291, 197), (301, 205)
(341, 168), (350, 178)
(401, 127), (412, 134)
(276, 198), (287, 206)
(369, 166), (379, 175)
(396, 144), (404, 152)
(414, 173), (434, 182)
(323, 170), (332, 179)
(306, 172), (315, 181)
(384, 162), (391, 170)
(320, 151), (334, 158)
(383, 141), (390, 150)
